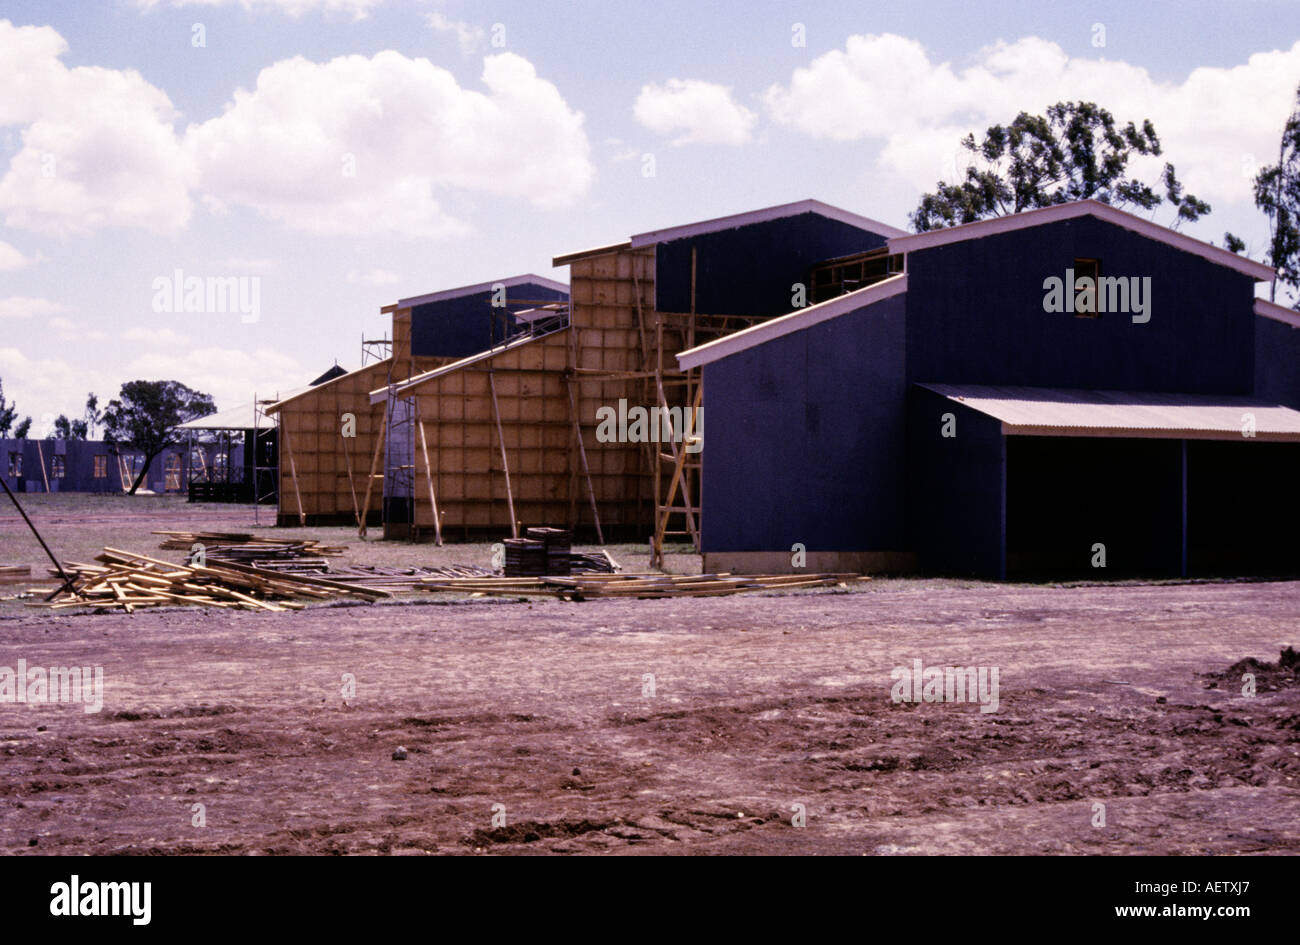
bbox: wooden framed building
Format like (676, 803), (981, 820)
(368, 200), (904, 544)
(266, 274), (567, 526)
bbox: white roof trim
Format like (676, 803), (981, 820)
(552, 241), (633, 266)
(398, 273), (569, 309)
(888, 200), (1275, 282)
(263, 362), (388, 414)
(368, 330), (562, 404)
(629, 199), (907, 248)
(1255, 297), (1300, 329)
(677, 274), (907, 370)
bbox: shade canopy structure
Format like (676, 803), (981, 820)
(920, 384), (1300, 442)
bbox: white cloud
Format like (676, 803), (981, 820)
(0, 240), (39, 271)
(0, 296), (72, 319)
(123, 326), (190, 346)
(134, 0), (383, 19)
(765, 33), (1300, 204)
(219, 256), (277, 273)
(428, 12), (486, 54)
(125, 345), (306, 412)
(634, 79), (756, 146)
(0, 346), (112, 431)
(346, 267), (400, 286)
(185, 51), (594, 238)
(0, 20), (196, 236)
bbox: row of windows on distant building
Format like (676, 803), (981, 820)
(5, 453), (189, 480)
(8, 453), (111, 479)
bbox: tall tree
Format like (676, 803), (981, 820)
(53, 414), (89, 439)
(101, 380), (215, 494)
(12, 417), (31, 439)
(1253, 83), (1300, 305)
(83, 393), (102, 439)
(912, 101), (1210, 232)
(0, 379), (16, 437)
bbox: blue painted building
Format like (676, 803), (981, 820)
(680, 200), (1300, 579)
(1, 437), (192, 494)
(403, 274), (570, 359)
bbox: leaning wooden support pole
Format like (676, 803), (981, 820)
(415, 402), (443, 546)
(341, 433), (361, 529)
(0, 476), (75, 600)
(566, 377), (605, 546)
(35, 440), (50, 492)
(358, 409), (387, 539)
(279, 421), (306, 525)
(488, 370), (519, 539)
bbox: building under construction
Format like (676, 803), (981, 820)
(359, 200), (903, 548)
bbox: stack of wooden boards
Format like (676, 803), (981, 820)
(502, 527), (618, 576)
(155, 531), (345, 563)
(0, 564), (32, 585)
(38, 547), (388, 613)
(419, 571), (862, 600)
(503, 526), (572, 576)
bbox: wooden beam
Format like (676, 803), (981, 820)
(415, 400), (443, 546)
(279, 421), (306, 525)
(488, 370), (519, 539)
(341, 430), (361, 529)
(654, 382), (703, 561)
(35, 440), (49, 492)
(567, 377), (605, 545)
(358, 408), (387, 538)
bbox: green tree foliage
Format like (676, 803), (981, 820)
(101, 380), (215, 494)
(12, 416), (31, 439)
(0, 379), (16, 437)
(53, 414), (89, 439)
(912, 101), (1210, 232)
(1252, 83), (1300, 305)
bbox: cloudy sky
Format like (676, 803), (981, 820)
(1, 0), (1298, 430)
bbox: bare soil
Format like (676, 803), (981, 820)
(2, 575), (1298, 855)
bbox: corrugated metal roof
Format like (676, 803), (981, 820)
(176, 401), (277, 431)
(922, 384), (1300, 441)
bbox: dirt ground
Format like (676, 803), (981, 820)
(1, 496), (1298, 855)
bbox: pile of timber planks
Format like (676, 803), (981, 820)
(37, 547), (387, 613)
(155, 531), (346, 561)
(419, 572), (864, 600)
(0, 564), (32, 585)
(568, 550), (619, 574)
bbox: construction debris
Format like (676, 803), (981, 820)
(36, 547), (387, 613)
(419, 571), (863, 600)
(155, 531), (346, 561)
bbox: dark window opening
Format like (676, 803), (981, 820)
(1074, 258), (1100, 318)
(52, 455), (65, 479)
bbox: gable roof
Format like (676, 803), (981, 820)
(677, 273), (907, 370)
(397, 273), (569, 309)
(888, 199), (1274, 282)
(553, 199), (907, 266)
(629, 198), (907, 248)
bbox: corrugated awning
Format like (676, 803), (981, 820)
(176, 401), (278, 432)
(921, 384), (1300, 441)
